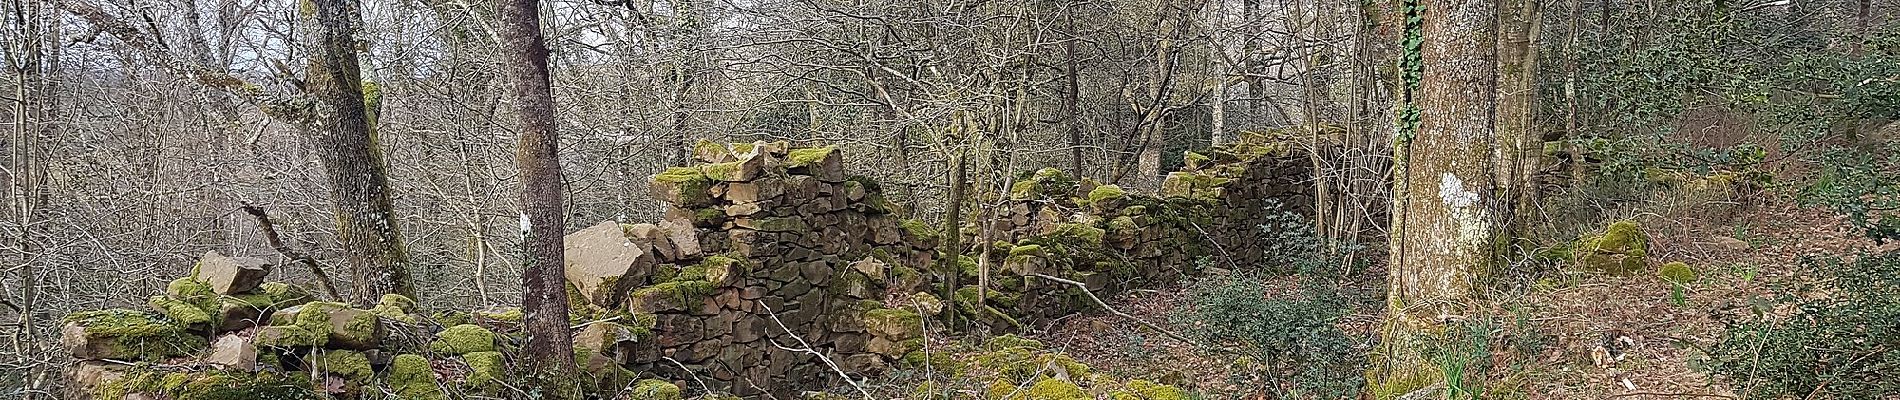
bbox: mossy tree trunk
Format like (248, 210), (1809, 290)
(496, 0), (577, 393)
(303, 0), (417, 305)
(1369, 0), (1503, 395)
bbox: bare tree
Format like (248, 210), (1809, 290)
(303, 0), (419, 304)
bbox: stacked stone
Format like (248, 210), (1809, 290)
(560, 140), (942, 398)
(1163, 131), (1314, 270)
(968, 131), (1314, 328)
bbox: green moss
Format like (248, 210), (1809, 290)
(429, 324), (497, 355)
(1574, 220), (1650, 275)
(1183, 151), (1211, 170)
(62, 309), (207, 361)
(94, 369), (320, 400)
(376, 294), (416, 313)
(148, 295), (212, 327)
(785, 145), (838, 167)
(254, 325), (323, 348)
(1021, 378), (1090, 399)
(167, 277), (215, 302)
(628, 379), (683, 400)
(701, 161), (744, 181)
(461, 351), (506, 389)
(654, 167), (715, 206)
(862, 308), (923, 339)
(1049, 223), (1106, 246)
(899, 219), (940, 242)
(1087, 185), (1127, 205)
(474, 307), (522, 323)
(312, 350), (373, 381)
(388, 354), (446, 399)
(698, 256), (742, 284)
(692, 207), (727, 224)
(1007, 245), (1046, 261)
(1658, 261), (1697, 284)
(1117, 380), (1188, 400)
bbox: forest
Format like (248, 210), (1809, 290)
(2, 0), (1898, 398)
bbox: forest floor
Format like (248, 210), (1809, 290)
(868, 196), (1882, 399)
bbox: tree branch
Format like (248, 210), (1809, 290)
(239, 204), (344, 301)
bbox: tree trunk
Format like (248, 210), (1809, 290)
(1369, 0), (1503, 395)
(937, 143), (968, 330)
(1497, 0), (1542, 235)
(304, 0), (416, 305)
(1064, 3), (1086, 174)
(497, 0), (578, 390)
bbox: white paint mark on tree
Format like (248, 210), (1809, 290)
(1439, 172), (1479, 208)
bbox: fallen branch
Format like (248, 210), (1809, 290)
(1027, 273), (1194, 345)
(239, 204), (344, 301)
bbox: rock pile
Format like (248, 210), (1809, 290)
(568, 140), (945, 398)
(58, 134), (1321, 400)
(965, 131), (1312, 326)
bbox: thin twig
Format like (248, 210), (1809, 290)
(240, 204), (344, 300)
(1027, 273), (1194, 345)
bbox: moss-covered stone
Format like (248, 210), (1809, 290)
(429, 324), (497, 355)
(1087, 185), (1127, 211)
(253, 325), (323, 348)
(899, 219), (940, 243)
(310, 350), (373, 381)
(461, 351), (506, 389)
(652, 167), (715, 207)
(631, 280), (716, 306)
(862, 308), (923, 340)
(148, 295), (212, 328)
(785, 145), (837, 167)
(1658, 261), (1697, 284)
(627, 379), (683, 400)
(1048, 223), (1106, 246)
(92, 368), (320, 400)
(61, 309), (208, 361)
(1007, 245), (1046, 261)
(388, 354), (446, 400)
(1573, 220), (1650, 275)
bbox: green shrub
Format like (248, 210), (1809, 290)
(1705, 252), (1900, 399)
(1176, 273), (1363, 399)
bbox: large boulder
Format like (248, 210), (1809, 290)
(193, 251), (271, 295)
(564, 221), (657, 306)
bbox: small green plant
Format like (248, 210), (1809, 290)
(1428, 320), (1494, 400)
(1705, 251), (1900, 399)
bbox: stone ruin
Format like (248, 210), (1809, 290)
(55, 132), (1312, 399)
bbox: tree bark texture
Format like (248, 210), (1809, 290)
(305, 0), (417, 305)
(496, 0), (579, 386)
(1496, 0), (1541, 235)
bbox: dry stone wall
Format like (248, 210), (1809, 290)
(56, 132), (1312, 400)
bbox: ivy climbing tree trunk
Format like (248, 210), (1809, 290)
(496, 0), (578, 392)
(1369, 0), (1503, 395)
(304, 0), (417, 305)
